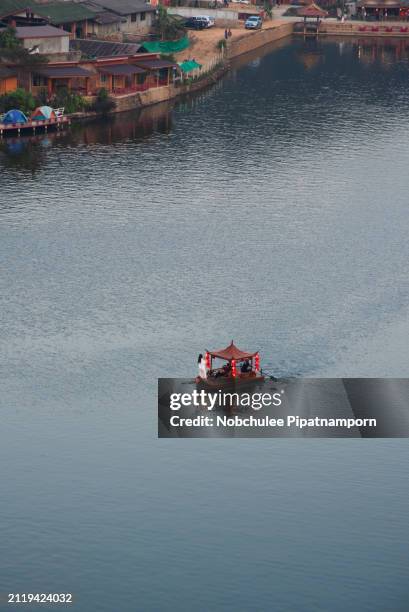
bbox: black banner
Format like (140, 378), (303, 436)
(158, 378), (409, 438)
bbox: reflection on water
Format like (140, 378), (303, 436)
(4, 35), (409, 173)
(0, 104), (174, 173)
(356, 35), (409, 64)
(1, 36), (409, 612)
(0, 132), (60, 174)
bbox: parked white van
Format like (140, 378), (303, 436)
(193, 15), (215, 27)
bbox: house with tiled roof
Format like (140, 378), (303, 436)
(80, 0), (127, 38)
(0, 1), (95, 37)
(70, 38), (141, 59)
(0, 0), (48, 25)
(0, 0), (156, 40)
(1, 24), (71, 53)
(33, 2), (96, 38)
(83, 0), (156, 36)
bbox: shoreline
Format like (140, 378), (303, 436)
(60, 17), (409, 124)
(69, 21), (293, 123)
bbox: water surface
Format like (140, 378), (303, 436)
(1, 37), (408, 611)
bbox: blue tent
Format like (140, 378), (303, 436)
(2, 109), (28, 124)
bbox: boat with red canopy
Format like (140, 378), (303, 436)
(197, 341), (265, 388)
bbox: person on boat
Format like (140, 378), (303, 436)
(215, 363), (231, 378)
(241, 360), (252, 374)
(222, 363), (231, 376)
(198, 354), (207, 379)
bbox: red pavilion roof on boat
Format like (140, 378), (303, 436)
(297, 3), (328, 17)
(207, 341), (258, 362)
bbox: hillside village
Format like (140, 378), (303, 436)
(0, 0), (269, 123)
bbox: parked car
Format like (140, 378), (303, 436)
(184, 17), (208, 29)
(193, 15), (215, 28)
(245, 15), (263, 29)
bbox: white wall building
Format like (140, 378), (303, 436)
(13, 25), (70, 54)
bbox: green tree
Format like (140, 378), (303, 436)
(49, 88), (88, 114)
(155, 6), (186, 40)
(89, 88), (116, 115)
(0, 88), (36, 114)
(0, 26), (21, 50)
(0, 26), (48, 66)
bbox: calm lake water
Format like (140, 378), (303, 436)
(1, 37), (408, 611)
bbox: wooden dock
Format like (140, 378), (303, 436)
(0, 116), (70, 137)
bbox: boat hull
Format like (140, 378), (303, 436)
(197, 374), (265, 390)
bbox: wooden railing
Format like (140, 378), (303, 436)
(182, 51), (226, 82)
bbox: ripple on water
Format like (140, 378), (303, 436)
(1, 37), (409, 612)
